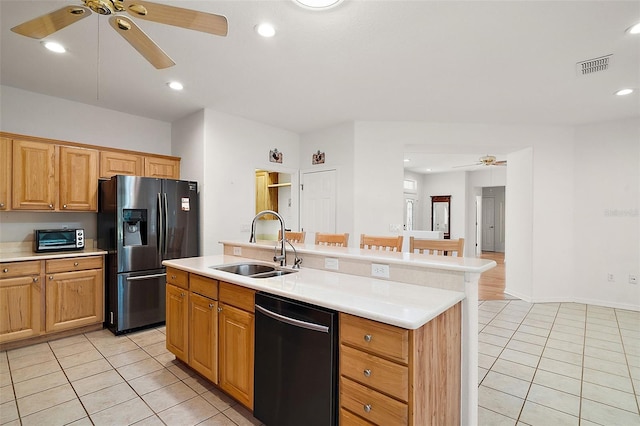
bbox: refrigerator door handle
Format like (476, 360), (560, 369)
(126, 273), (167, 281)
(163, 192), (169, 257)
(157, 192), (164, 256)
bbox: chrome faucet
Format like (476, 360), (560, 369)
(250, 210), (287, 267)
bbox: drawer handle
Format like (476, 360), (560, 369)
(2, 268), (8, 273)
(363, 369), (371, 377)
(364, 334), (372, 342)
(74, 262), (79, 266)
(363, 404), (372, 413)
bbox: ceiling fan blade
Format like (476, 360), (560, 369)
(11, 6), (91, 39)
(452, 162), (482, 168)
(109, 16), (175, 69)
(123, 0), (228, 36)
(494, 160), (507, 166)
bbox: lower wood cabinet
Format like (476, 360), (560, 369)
(0, 255), (104, 346)
(0, 261), (42, 343)
(166, 283), (189, 362)
(189, 292), (218, 383)
(45, 257), (104, 333)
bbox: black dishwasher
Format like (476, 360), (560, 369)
(254, 292), (339, 426)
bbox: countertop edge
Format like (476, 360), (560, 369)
(0, 249), (108, 262)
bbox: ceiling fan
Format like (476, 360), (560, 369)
(454, 155), (507, 168)
(11, 0), (228, 69)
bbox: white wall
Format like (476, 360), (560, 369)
(300, 122), (355, 238)
(0, 86), (172, 243)
(199, 109), (300, 255)
(572, 118), (639, 310)
(0, 86), (171, 153)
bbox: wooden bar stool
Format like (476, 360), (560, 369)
(314, 232), (349, 247)
(359, 234), (403, 252)
(409, 237), (464, 257)
(277, 230), (306, 243)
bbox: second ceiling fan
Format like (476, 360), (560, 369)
(11, 0), (228, 69)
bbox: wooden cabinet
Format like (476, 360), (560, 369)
(0, 137), (11, 210)
(166, 267), (189, 361)
(99, 151), (144, 178)
(59, 146), (98, 211)
(45, 257), (103, 332)
(144, 156), (180, 179)
(0, 261), (42, 343)
(339, 303), (461, 426)
(11, 140), (98, 211)
(255, 170), (278, 214)
(218, 283), (255, 409)
(190, 292), (218, 383)
(12, 139), (56, 210)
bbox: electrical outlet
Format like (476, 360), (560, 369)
(325, 258), (339, 270)
(372, 263), (390, 278)
(233, 247), (242, 256)
(630, 274), (638, 285)
(607, 273), (615, 282)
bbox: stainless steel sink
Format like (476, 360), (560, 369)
(210, 263), (297, 279)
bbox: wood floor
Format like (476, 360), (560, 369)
(478, 251), (509, 300)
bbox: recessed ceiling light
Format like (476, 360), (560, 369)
(168, 81), (183, 91)
(404, 159), (410, 162)
(294, 0), (343, 9)
(42, 41), (65, 53)
(425, 168), (432, 172)
(615, 88), (634, 96)
(255, 23), (276, 38)
(627, 22), (640, 34)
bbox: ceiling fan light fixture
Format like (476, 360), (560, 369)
(255, 23), (276, 38)
(168, 81), (184, 91)
(615, 88), (634, 96)
(294, 0), (343, 9)
(42, 41), (66, 53)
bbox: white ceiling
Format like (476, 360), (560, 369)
(1, 0), (639, 172)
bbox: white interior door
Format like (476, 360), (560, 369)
(482, 196), (496, 251)
(300, 169), (337, 236)
(475, 196), (483, 256)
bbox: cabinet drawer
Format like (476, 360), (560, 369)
(341, 344), (409, 402)
(190, 274), (218, 299)
(1, 261), (41, 278)
(340, 407), (375, 426)
(341, 377), (408, 426)
(46, 256), (103, 273)
(166, 267), (188, 289)
(219, 281), (255, 312)
(340, 313), (409, 364)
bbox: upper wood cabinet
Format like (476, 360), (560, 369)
(12, 140), (98, 211)
(59, 146), (98, 211)
(145, 156), (180, 179)
(0, 138), (11, 210)
(99, 151), (143, 179)
(12, 140), (57, 210)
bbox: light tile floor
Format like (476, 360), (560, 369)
(478, 300), (640, 426)
(1, 301), (639, 425)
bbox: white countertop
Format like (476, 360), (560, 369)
(163, 254), (466, 330)
(221, 240), (496, 274)
(0, 248), (107, 262)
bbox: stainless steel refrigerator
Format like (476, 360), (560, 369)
(98, 175), (199, 334)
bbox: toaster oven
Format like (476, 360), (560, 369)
(34, 228), (85, 253)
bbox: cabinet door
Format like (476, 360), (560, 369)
(0, 275), (42, 343)
(99, 151), (143, 178)
(219, 303), (254, 409)
(0, 137), (11, 210)
(45, 269), (103, 332)
(166, 283), (189, 361)
(189, 293), (218, 383)
(12, 140), (56, 210)
(59, 146), (98, 211)
(144, 156), (180, 179)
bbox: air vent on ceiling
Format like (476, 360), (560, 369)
(576, 54), (612, 76)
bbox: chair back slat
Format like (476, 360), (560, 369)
(409, 237), (464, 257)
(315, 232), (349, 247)
(360, 234), (403, 252)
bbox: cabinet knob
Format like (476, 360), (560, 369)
(74, 262), (79, 266)
(2, 268), (7, 273)
(171, 275), (176, 279)
(363, 404), (372, 413)
(209, 303), (214, 309)
(63, 204), (68, 209)
(48, 204), (54, 209)
(180, 292), (185, 297)
(33, 277), (39, 283)
(363, 369), (371, 377)
(0, 203), (4, 208)
(364, 334), (372, 342)
(217, 307), (222, 313)
(49, 276), (54, 280)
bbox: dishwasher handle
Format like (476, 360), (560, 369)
(255, 304), (329, 334)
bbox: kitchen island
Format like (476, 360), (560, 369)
(164, 241), (495, 425)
